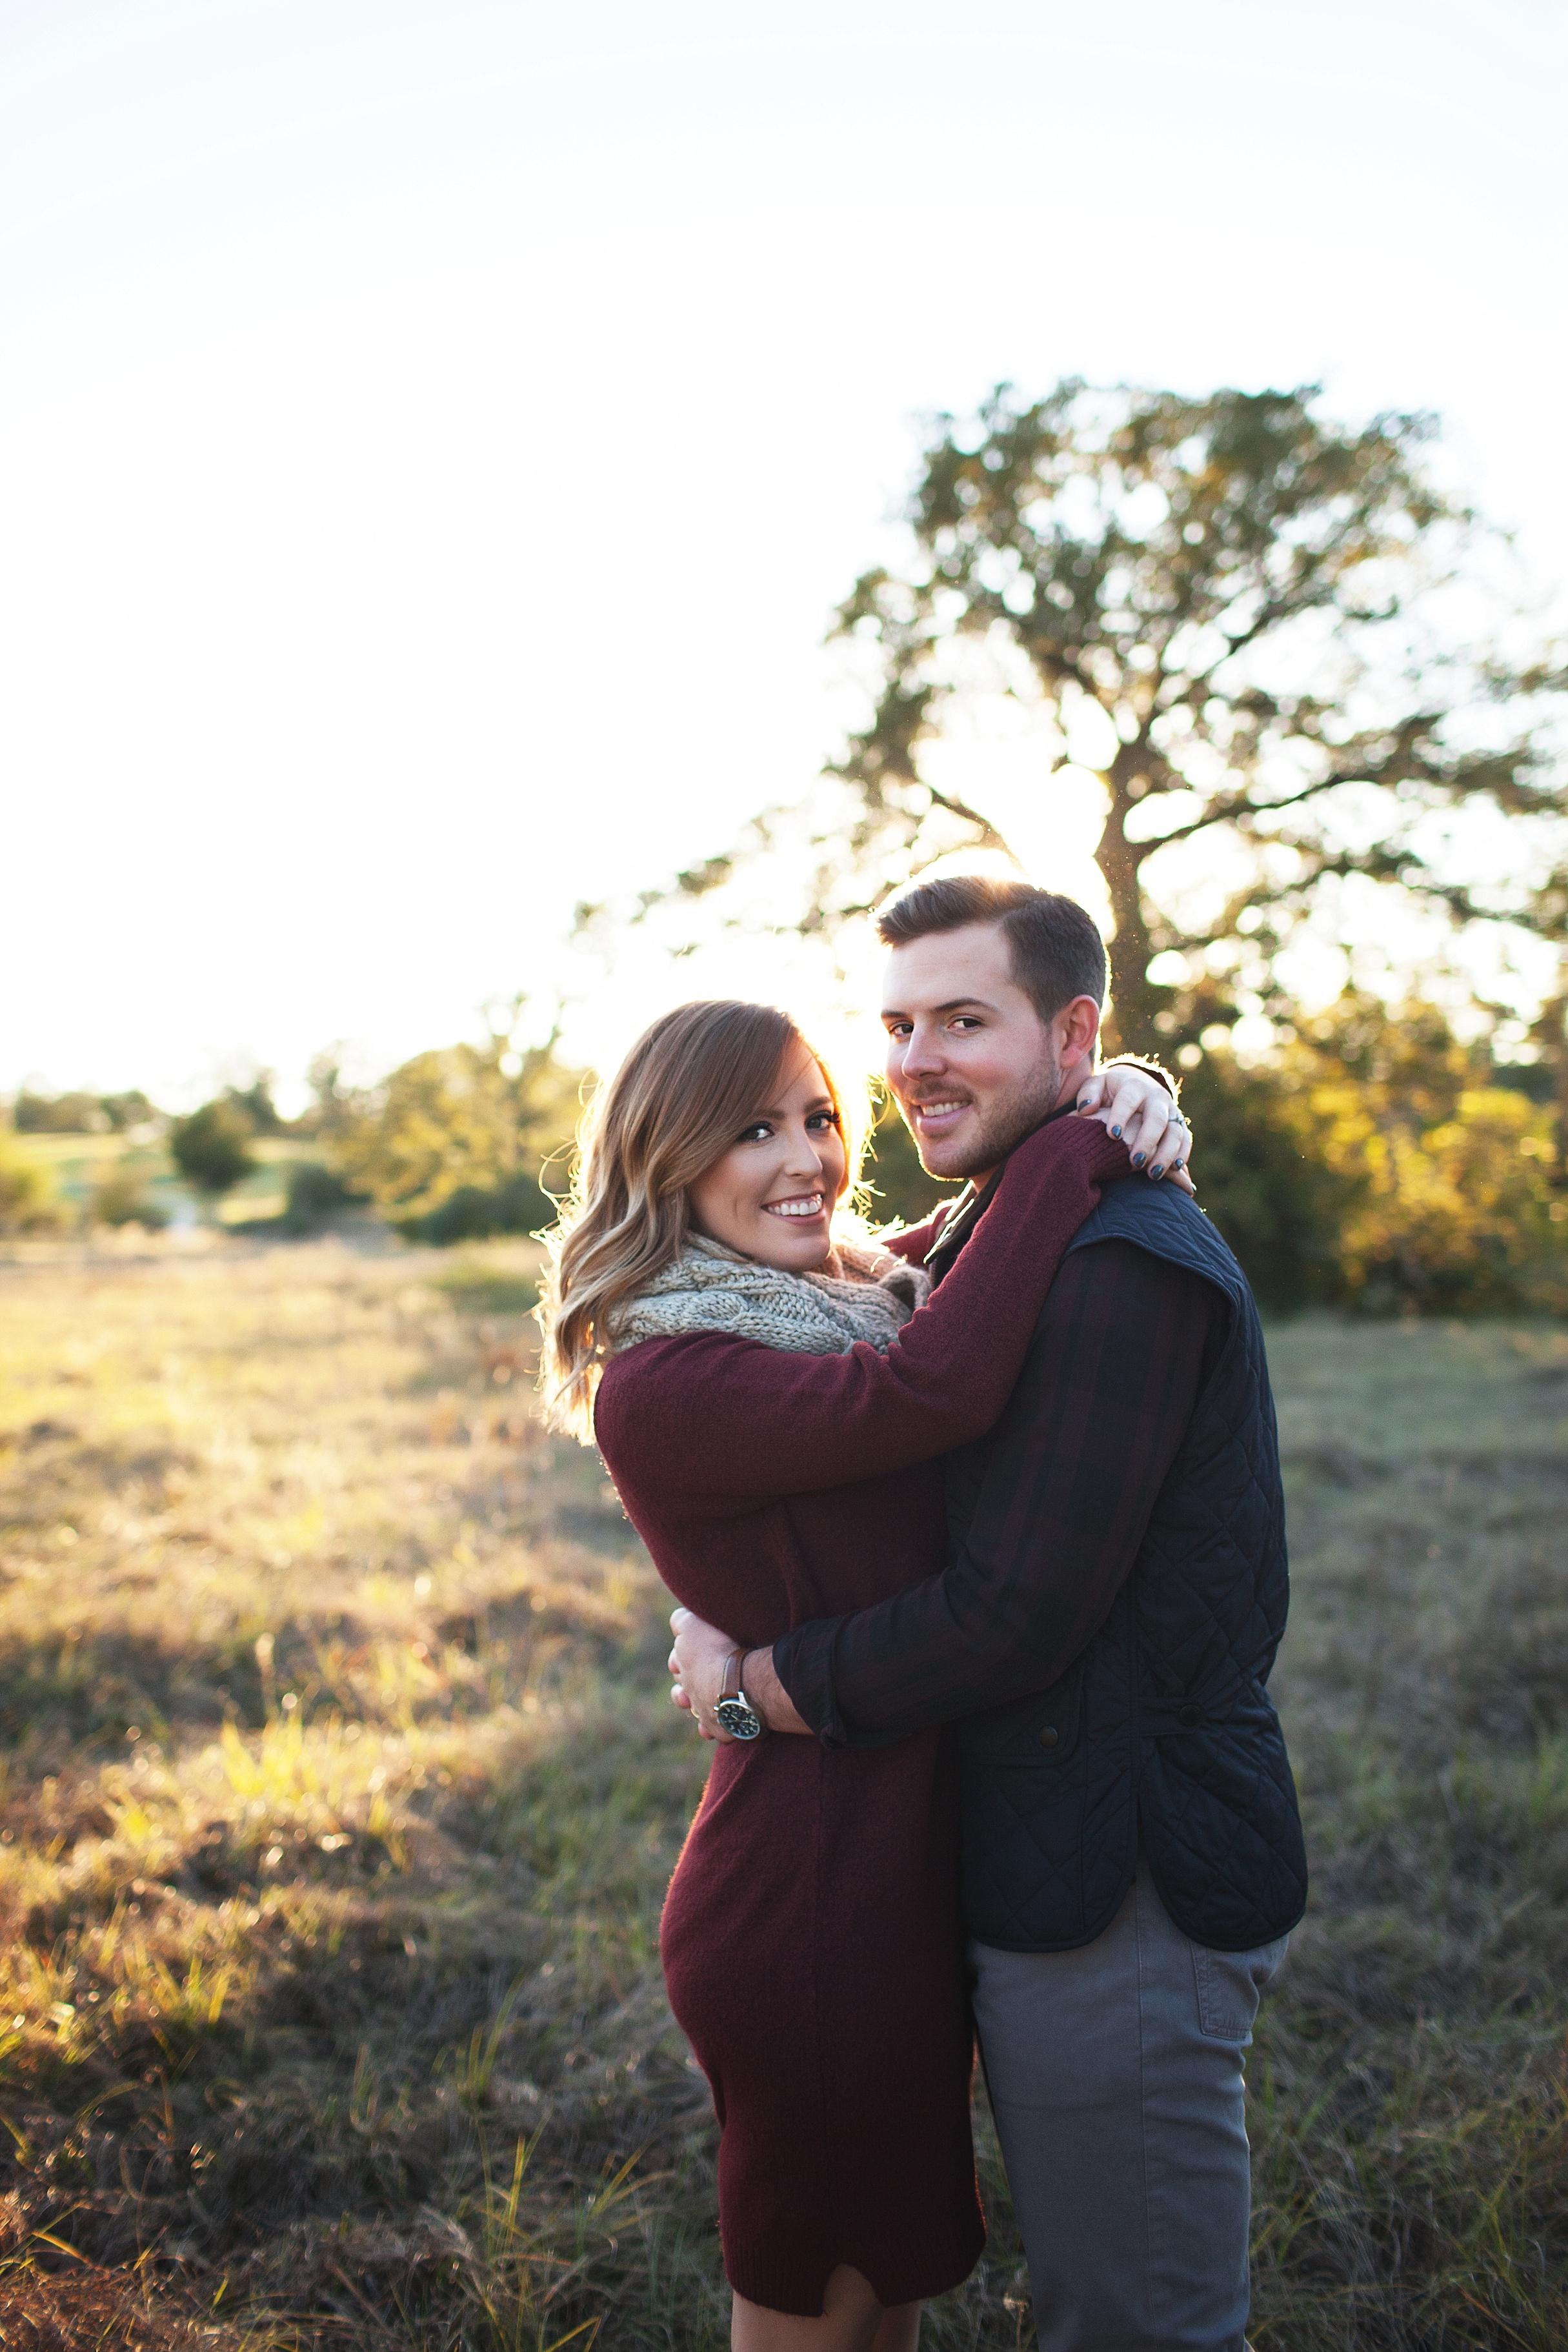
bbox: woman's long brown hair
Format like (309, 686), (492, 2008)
(536, 1001), (864, 1438)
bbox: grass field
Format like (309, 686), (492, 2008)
(0, 1238), (1563, 2348)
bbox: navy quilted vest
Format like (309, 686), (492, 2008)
(951, 1179), (1308, 1954)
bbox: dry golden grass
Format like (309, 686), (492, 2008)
(0, 1237), (714, 2348)
(0, 1241), (1563, 2347)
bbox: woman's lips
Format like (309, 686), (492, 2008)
(762, 1192), (826, 1221)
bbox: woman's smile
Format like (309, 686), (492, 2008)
(687, 1053), (847, 1270)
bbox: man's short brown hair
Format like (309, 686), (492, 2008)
(875, 872), (1108, 1025)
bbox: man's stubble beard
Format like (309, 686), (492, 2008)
(914, 1043), (1065, 1183)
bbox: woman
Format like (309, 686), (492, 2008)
(538, 1001), (1189, 2352)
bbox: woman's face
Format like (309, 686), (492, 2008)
(687, 1053), (847, 1272)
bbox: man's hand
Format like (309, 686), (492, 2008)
(668, 1607), (809, 1738)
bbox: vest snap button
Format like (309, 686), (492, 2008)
(1178, 1703), (1201, 1727)
(1038, 1725), (1060, 1749)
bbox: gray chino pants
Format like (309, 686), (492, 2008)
(970, 1859), (1288, 2352)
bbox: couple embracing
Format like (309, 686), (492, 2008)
(538, 872), (1307, 2352)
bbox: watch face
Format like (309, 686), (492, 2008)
(714, 1694), (762, 1741)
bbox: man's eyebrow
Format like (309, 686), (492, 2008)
(879, 996), (1002, 1021)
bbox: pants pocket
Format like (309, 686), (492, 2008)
(1191, 1934), (1289, 2042)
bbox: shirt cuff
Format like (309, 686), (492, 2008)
(771, 1623), (850, 1749)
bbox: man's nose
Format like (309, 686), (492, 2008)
(898, 1023), (946, 1079)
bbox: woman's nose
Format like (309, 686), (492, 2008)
(783, 1126), (827, 1178)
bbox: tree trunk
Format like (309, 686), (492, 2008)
(1537, 967), (1568, 1182)
(1095, 765), (1157, 1053)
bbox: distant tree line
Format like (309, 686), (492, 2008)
(12, 1087), (160, 1134)
(4, 999), (1564, 1313)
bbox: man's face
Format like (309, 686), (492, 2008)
(881, 921), (1099, 1184)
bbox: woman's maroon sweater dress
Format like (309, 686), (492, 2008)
(592, 1118), (1130, 2317)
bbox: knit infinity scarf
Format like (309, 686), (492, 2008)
(612, 1231), (930, 1358)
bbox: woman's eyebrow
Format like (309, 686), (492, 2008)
(751, 1095), (834, 1120)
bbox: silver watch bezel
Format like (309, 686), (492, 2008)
(714, 1691), (763, 1741)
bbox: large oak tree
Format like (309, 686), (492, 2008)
(659, 381), (1567, 1065)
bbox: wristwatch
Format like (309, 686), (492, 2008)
(713, 1650), (765, 1742)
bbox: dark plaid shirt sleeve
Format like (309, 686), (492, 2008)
(772, 1239), (1225, 1749)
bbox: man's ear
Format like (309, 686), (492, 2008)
(1055, 995), (1101, 1075)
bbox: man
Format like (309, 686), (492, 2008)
(670, 872), (1307, 2352)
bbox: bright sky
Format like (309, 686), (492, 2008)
(3, 1), (1565, 1107)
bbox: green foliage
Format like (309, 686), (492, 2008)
(12, 1087), (104, 1133)
(845, 383), (1565, 1041)
(89, 1165), (170, 1230)
(408, 1171), (558, 1247)
(1187, 996), (1567, 1312)
(636, 379), (1567, 1080)
(99, 1088), (159, 1132)
(332, 1036), (579, 1243)
(279, 1158), (364, 1232)
(0, 1145), (65, 1232)
(221, 1074), (286, 1135)
(11, 1087), (160, 1134)
(169, 1098), (257, 1195)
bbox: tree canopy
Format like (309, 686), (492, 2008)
(328, 1027), (579, 1237)
(659, 380), (1567, 1065)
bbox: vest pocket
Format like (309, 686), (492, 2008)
(957, 1660), (1085, 1766)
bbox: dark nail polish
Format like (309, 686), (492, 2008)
(1151, 1164), (1163, 1178)
(1111, 1125), (1122, 1139)
(1131, 1151), (1145, 1167)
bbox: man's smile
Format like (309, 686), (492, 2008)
(909, 1099), (972, 1132)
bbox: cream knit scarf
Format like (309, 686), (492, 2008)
(612, 1232), (930, 1358)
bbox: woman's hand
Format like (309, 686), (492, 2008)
(1074, 1065), (1194, 1194)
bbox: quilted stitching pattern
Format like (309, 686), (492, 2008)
(958, 1185), (1308, 1955)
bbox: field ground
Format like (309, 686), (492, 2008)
(0, 1239), (1563, 2348)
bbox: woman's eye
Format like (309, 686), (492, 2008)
(807, 1111), (841, 1132)
(738, 1122), (772, 1144)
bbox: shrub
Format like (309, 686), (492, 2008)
(401, 1170), (557, 1245)
(1183, 996), (1568, 1313)
(169, 1100), (256, 1196)
(0, 1145), (66, 1232)
(281, 1161), (365, 1233)
(90, 1167), (170, 1230)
